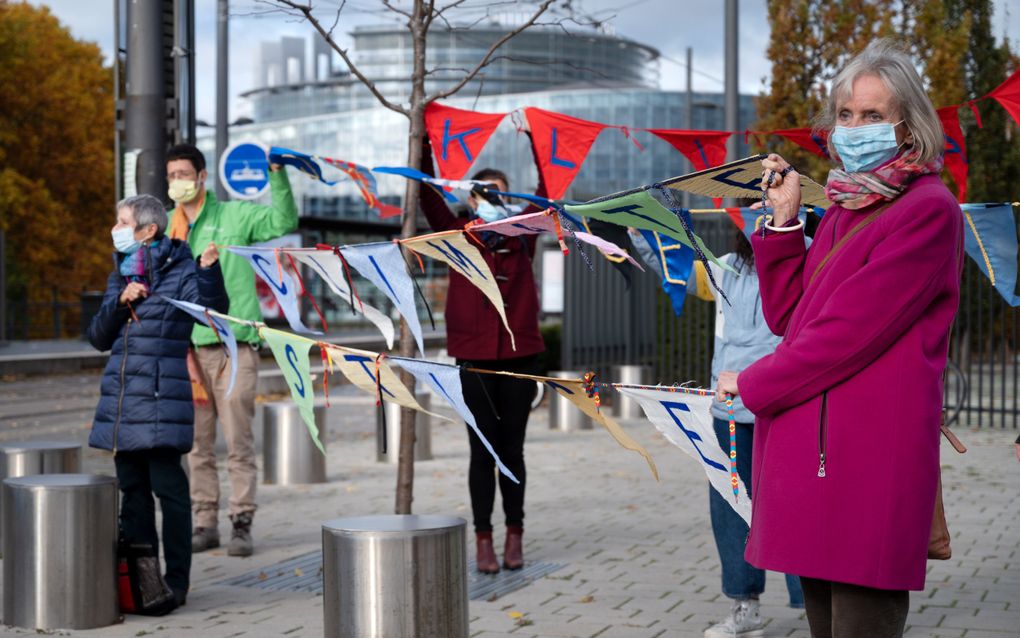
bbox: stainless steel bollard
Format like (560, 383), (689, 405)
(263, 401), (327, 485)
(0, 441), (81, 544)
(548, 370), (592, 431)
(376, 394), (432, 463)
(322, 515), (468, 638)
(611, 364), (652, 419)
(2, 474), (118, 630)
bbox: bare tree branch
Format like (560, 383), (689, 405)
(327, 0), (346, 37)
(425, 0), (469, 29)
(425, 0), (556, 103)
(266, 0), (409, 116)
(381, 0), (413, 19)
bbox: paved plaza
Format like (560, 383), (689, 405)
(0, 371), (1017, 637)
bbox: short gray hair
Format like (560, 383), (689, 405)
(816, 39), (943, 165)
(117, 194), (168, 239)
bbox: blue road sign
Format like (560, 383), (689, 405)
(220, 141), (270, 200)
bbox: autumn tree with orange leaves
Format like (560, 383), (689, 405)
(0, 1), (114, 337)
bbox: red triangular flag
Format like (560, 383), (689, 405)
(937, 106), (968, 203)
(424, 102), (507, 180)
(647, 129), (731, 171)
(525, 108), (607, 200)
(989, 67), (1020, 129)
(769, 128), (831, 159)
(648, 129), (731, 206)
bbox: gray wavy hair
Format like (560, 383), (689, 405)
(815, 39), (943, 165)
(117, 194), (168, 239)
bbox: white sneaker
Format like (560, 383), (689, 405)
(704, 599), (766, 638)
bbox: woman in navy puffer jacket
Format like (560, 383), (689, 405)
(88, 194), (228, 610)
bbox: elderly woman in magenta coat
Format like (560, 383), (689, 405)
(716, 40), (962, 638)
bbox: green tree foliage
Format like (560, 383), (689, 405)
(754, 0), (1016, 200)
(0, 2), (114, 335)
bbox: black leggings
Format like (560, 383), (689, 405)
(458, 356), (538, 533)
(800, 576), (909, 638)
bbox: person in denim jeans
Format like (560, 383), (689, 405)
(688, 230), (805, 638)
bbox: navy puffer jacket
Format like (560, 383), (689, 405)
(88, 238), (228, 452)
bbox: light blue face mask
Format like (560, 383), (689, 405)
(112, 226), (142, 254)
(831, 121), (904, 173)
(475, 199), (509, 223)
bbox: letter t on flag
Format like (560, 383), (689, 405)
(424, 102), (507, 180)
(525, 107), (607, 200)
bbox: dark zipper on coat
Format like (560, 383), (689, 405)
(817, 391), (828, 477)
(113, 318), (132, 454)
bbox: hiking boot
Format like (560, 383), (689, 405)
(191, 526), (220, 553)
(227, 512), (254, 557)
(704, 599), (765, 638)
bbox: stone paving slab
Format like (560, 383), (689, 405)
(0, 394), (1016, 637)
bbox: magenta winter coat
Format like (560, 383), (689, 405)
(737, 174), (962, 591)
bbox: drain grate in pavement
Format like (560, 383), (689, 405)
(218, 550), (564, 601)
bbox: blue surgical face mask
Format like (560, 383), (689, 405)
(112, 226), (142, 254)
(831, 121), (905, 173)
(475, 199), (509, 223)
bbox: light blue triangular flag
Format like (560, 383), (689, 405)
(392, 357), (519, 484)
(228, 246), (323, 335)
(166, 298), (239, 397)
(339, 242), (425, 354)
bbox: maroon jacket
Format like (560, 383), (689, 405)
(419, 147), (544, 362)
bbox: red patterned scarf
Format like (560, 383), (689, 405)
(825, 151), (944, 210)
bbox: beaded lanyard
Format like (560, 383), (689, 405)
(726, 394), (739, 502)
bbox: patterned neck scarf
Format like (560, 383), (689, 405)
(119, 238), (163, 282)
(825, 150), (944, 210)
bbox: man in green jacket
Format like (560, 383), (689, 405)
(166, 143), (298, 557)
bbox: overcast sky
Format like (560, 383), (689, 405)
(27, 0), (1020, 124)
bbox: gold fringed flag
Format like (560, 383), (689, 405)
(260, 327), (325, 454)
(324, 344), (449, 421)
(403, 230), (516, 349)
(660, 154), (831, 208)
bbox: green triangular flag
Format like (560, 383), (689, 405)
(565, 190), (729, 270)
(261, 327), (325, 454)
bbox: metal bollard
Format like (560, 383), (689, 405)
(376, 394), (432, 463)
(2, 474), (119, 630)
(611, 364), (652, 419)
(0, 441), (81, 545)
(263, 401), (327, 485)
(548, 370), (592, 431)
(322, 515), (467, 638)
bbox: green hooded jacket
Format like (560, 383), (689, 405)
(169, 169), (298, 345)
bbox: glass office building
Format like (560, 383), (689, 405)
(198, 24), (756, 328)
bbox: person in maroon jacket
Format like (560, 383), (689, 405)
(420, 140), (545, 574)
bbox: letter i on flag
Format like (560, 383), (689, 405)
(424, 102), (507, 180)
(338, 243), (426, 355)
(392, 358), (519, 484)
(289, 250), (396, 349)
(261, 328), (325, 454)
(617, 387), (751, 523)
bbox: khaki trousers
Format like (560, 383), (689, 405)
(188, 345), (259, 528)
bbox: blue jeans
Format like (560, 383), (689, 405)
(710, 417), (804, 607)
